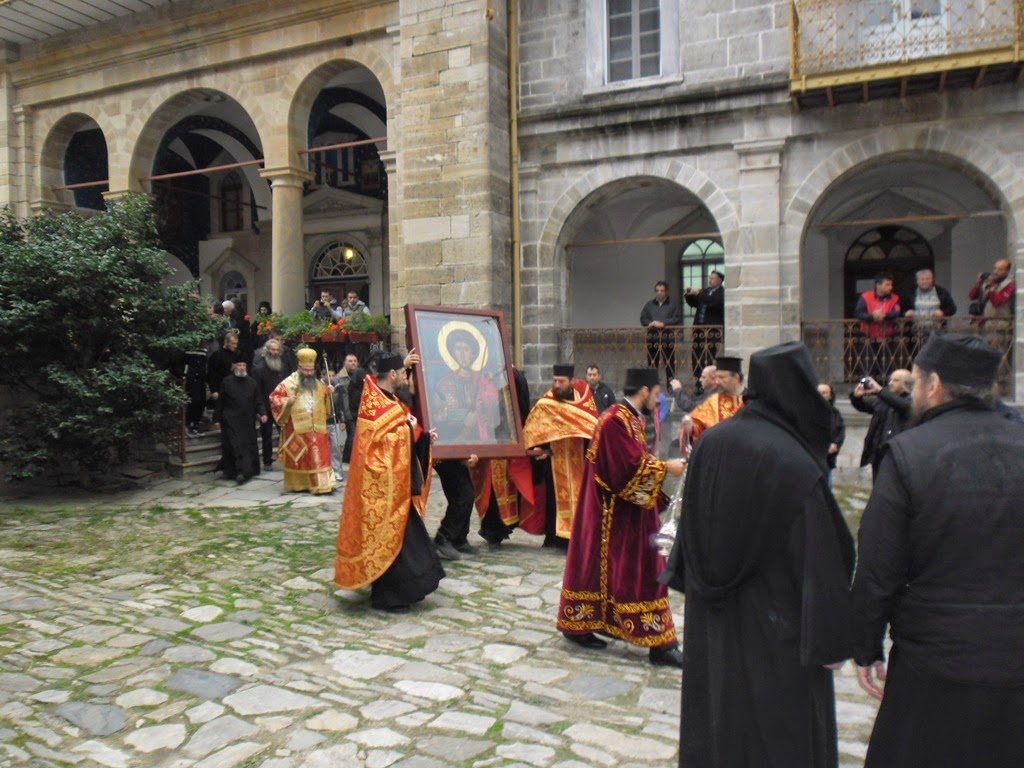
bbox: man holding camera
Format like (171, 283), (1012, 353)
(968, 259), (1015, 352)
(850, 369), (912, 481)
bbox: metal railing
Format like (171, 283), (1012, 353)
(558, 319), (1013, 395)
(792, 0), (1023, 81)
(801, 317), (1013, 393)
(557, 326), (724, 390)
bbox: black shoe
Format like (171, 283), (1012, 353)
(434, 538), (462, 561)
(263, 462), (273, 470)
(454, 541), (479, 556)
(563, 632), (607, 650)
(649, 644), (683, 668)
(236, 473), (247, 484)
(543, 535), (569, 551)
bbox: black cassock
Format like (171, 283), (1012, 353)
(662, 342), (855, 768)
(214, 374), (265, 479)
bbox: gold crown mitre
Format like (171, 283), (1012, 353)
(297, 348), (318, 367)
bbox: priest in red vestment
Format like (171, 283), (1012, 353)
(269, 347), (337, 494)
(687, 355), (744, 442)
(334, 354), (445, 612)
(521, 365), (600, 544)
(557, 366), (686, 668)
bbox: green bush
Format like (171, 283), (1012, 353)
(0, 195), (222, 482)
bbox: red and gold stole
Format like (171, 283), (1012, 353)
(522, 381), (600, 538)
(334, 376), (426, 590)
(689, 392), (744, 442)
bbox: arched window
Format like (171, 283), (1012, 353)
(312, 241), (369, 280)
(220, 172), (243, 232)
(844, 226), (932, 317)
(679, 238), (724, 325)
(311, 241), (369, 303)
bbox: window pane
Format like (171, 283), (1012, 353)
(609, 0), (631, 15)
(609, 60), (633, 81)
(639, 55), (660, 77)
(609, 15), (631, 38)
(639, 32), (659, 56)
(609, 37), (632, 60)
(639, 7), (660, 32)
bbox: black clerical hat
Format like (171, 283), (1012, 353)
(625, 367), (660, 390)
(553, 364), (574, 377)
(915, 333), (1000, 389)
(714, 356), (743, 374)
(377, 354), (406, 374)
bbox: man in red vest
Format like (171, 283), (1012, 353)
(855, 273), (901, 379)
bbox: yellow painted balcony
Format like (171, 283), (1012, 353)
(790, 0), (1024, 108)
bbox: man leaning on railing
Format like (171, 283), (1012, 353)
(640, 280), (683, 388)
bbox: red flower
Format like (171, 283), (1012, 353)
(244, 314), (252, 321)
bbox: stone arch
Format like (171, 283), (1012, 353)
(540, 158), (740, 266)
(783, 128), (1023, 266)
(285, 49), (395, 165)
(126, 84), (268, 192)
(37, 112), (111, 210)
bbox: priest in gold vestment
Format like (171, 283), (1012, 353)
(334, 354), (445, 612)
(269, 348), (337, 494)
(688, 355), (745, 442)
(522, 364), (600, 544)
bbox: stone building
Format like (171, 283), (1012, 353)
(2, 0), (1021, 395)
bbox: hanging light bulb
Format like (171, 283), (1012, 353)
(343, 247), (354, 261)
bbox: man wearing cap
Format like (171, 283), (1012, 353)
(334, 353), (445, 612)
(268, 348), (337, 494)
(522, 365), (600, 546)
(663, 342), (856, 768)
(851, 333), (1024, 767)
(686, 355), (744, 442)
(213, 357), (267, 483)
(557, 367), (686, 667)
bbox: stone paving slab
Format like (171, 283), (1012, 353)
(0, 474), (877, 767)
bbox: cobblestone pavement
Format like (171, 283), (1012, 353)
(0, 468), (878, 767)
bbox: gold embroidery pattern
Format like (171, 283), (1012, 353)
(334, 377), (419, 590)
(556, 403), (677, 648)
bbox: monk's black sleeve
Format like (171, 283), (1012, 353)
(850, 451), (912, 666)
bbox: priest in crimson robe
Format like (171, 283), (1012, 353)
(521, 364), (599, 545)
(557, 366), (686, 668)
(334, 353), (445, 612)
(269, 347), (337, 494)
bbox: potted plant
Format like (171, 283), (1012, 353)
(347, 312), (391, 342)
(273, 311), (318, 343)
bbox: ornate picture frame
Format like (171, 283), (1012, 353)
(404, 304), (525, 459)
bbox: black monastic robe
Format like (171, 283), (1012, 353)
(214, 374), (265, 479)
(663, 341), (855, 768)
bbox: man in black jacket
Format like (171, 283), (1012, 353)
(683, 270), (725, 389)
(585, 364), (616, 412)
(851, 333), (1024, 767)
(640, 281), (683, 387)
(251, 339), (295, 469)
(850, 369), (912, 480)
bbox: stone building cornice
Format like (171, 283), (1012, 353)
(8, 0), (394, 104)
(517, 74), (792, 138)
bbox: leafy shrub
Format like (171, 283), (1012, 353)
(0, 195), (221, 481)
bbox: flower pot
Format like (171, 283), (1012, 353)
(349, 331), (379, 343)
(301, 333), (316, 342)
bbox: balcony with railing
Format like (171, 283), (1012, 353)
(559, 318), (1013, 395)
(790, 1), (1024, 108)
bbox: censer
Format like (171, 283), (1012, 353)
(654, 439), (689, 557)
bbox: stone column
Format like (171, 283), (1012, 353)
(395, 0), (511, 312)
(0, 43), (17, 210)
(12, 104), (33, 218)
(260, 166), (311, 315)
(731, 138), (788, 356)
